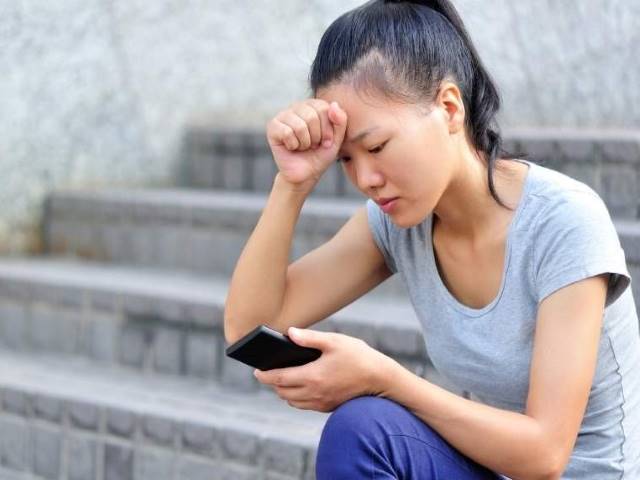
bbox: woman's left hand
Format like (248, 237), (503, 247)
(253, 327), (394, 413)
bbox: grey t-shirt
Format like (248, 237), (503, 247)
(366, 159), (640, 479)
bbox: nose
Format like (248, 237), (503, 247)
(354, 159), (384, 193)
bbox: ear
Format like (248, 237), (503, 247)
(434, 81), (466, 135)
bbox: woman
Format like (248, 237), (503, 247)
(223, 0), (640, 478)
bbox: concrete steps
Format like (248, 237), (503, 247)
(43, 189), (357, 273)
(0, 258), (456, 480)
(0, 257), (446, 394)
(43, 188), (407, 297)
(6, 127), (639, 479)
(614, 219), (640, 308)
(0, 467), (36, 480)
(0, 349), (326, 480)
(43, 188), (640, 296)
(181, 127), (640, 218)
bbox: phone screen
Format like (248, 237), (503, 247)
(225, 324), (322, 370)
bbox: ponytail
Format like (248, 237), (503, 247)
(420, 0), (511, 209)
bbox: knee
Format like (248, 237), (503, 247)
(316, 396), (397, 478)
(319, 395), (402, 444)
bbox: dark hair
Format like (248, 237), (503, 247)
(309, 0), (522, 210)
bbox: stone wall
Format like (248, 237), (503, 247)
(0, 0), (638, 254)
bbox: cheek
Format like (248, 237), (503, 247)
(394, 158), (443, 200)
(392, 157), (424, 187)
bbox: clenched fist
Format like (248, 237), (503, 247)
(266, 99), (348, 193)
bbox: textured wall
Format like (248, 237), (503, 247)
(459, 0), (640, 128)
(0, 0), (638, 253)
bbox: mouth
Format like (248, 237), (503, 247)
(376, 197), (399, 206)
(377, 197), (399, 214)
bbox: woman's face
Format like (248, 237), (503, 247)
(315, 83), (456, 228)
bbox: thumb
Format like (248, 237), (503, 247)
(288, 327), (328, 349)
(328, 101), (347, 151)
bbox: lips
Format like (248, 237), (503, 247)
(376, 197), (399, 206)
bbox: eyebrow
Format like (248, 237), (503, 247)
(346, 126), (380, 144)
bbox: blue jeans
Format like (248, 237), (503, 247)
(316, 395), (503, 479)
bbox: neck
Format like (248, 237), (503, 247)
(432, 149), (518, 247)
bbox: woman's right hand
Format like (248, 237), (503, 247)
(266, 99), (348, 192)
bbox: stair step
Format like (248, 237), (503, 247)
(0, 349), (326, 479)
(615, 219), (640, 263)
(182, 126), (640, 218)
(0, 257), (437, 392)
(43, 188), (404, 298)
(613, 219), (640, 309)
(0, 348), (457, 480)
(44, 186), (640, 285)
(0, 467), (35, 480)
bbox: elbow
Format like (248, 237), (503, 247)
(532, 469), (562, 480)
(518, 420), (571, 480)
(512, 432), (568, 480)
(223, 304), (238, 345)
(542, 460), (565, 480)
(223, 315), (239, 345)
(533, 470), (562, 480)
(223, 325), (236, 346)
(517, 462), (562, 480)
(223, 299), (247, 345)
(529, 448), (567, 480)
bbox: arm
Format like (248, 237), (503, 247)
(225, 98), (357, 344)
(224, 185), (393, 345)
(377, 274), (609, 480)
(223, 173), (310, 343)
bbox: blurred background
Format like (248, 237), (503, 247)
(1, 0), (638, 253)
(0, 2), (638, 480)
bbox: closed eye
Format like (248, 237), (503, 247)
(337, 141), (387, 163)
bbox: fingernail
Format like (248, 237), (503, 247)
(322, 139), (333, 148)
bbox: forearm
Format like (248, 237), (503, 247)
(224, 173), (312, 343)
(379, 360), (561, 480)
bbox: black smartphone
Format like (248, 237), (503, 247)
(225, 324), (322, 371)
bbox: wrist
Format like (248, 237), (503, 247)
(273, 172), (317, 197)
(371, 354), (405, 399)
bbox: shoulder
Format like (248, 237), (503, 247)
(531, 180), (619, 264)
(525, 164), (630, 306)
(525, 161), (622, 261)
(538, 190), (612, 233)
(527, 162), (613, 233)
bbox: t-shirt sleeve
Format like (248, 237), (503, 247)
(366, 199), (398, 274)
(534, 192), (631, 308)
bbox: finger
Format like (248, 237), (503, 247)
(307, 99), (333, 148)
(270, 119), (300, 151)
(292, 102), (322, 148)
(287, 399), (333, 412)
(328, 101), (348, 150)
(277, 109), (311, 150)
(287, 327), (334, 350)
(274, 385), (309, 401)
(254, 366), (307, 387)
(287, 399), (316, 410)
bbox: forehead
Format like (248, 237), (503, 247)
(315, 83), (428, 131)
(316, 83), (395, 117)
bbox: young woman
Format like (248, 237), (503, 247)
(224, 0), (640, 478)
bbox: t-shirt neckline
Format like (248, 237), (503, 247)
(427, 159), (535, 317)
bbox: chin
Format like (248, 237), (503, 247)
(389, 208), (432, 229)
(388, 214), (420, 229)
